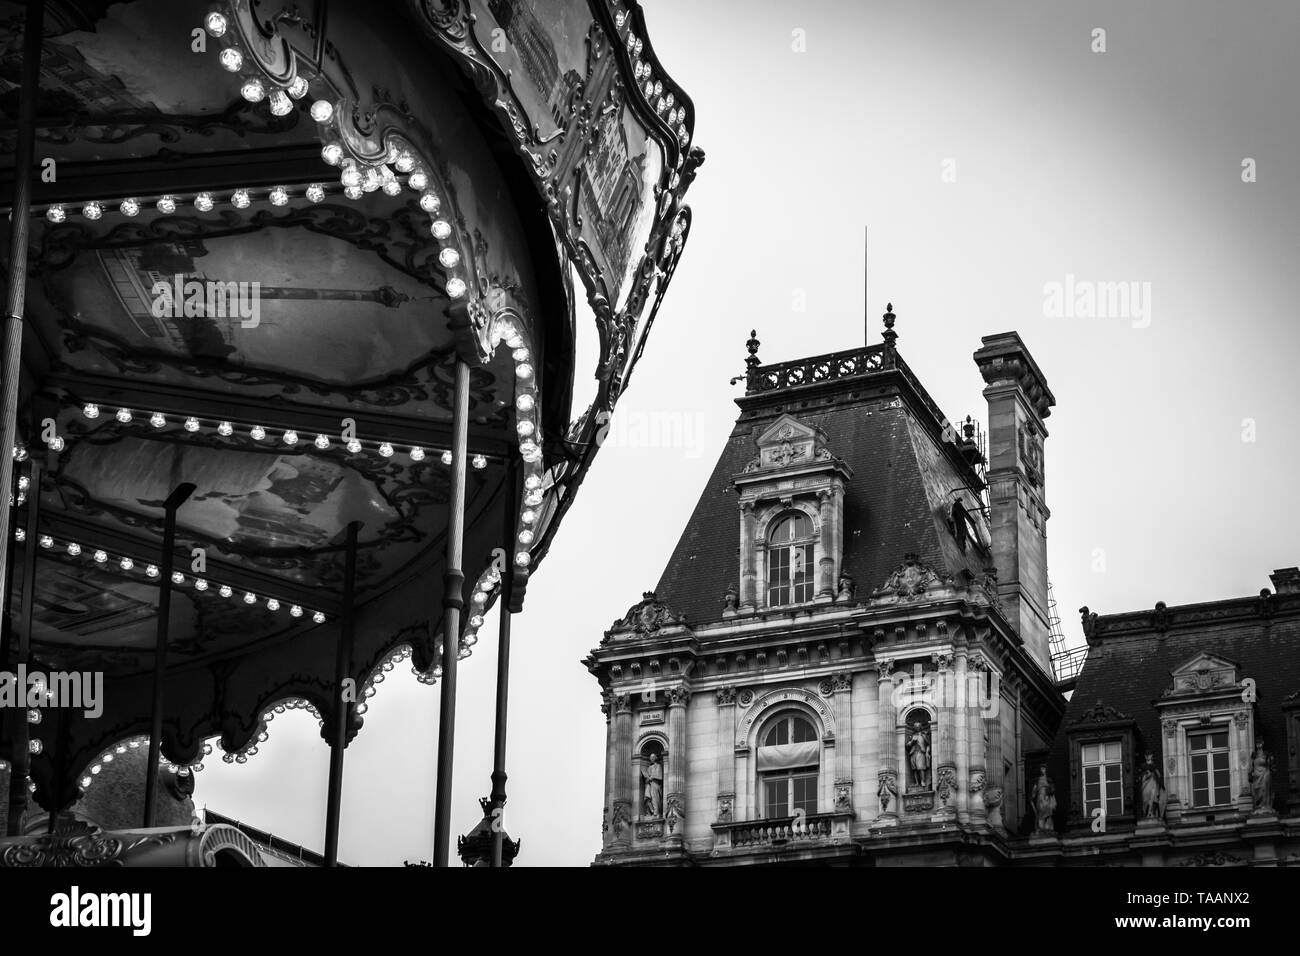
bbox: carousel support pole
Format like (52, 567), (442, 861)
(323, 520), (360, 866)
(433, 358), (470, 866)
(0, 0), (44, 628)
(5, 459), (40, 836)
(143, 482), (195, 827)
(489, 464), (518, 867)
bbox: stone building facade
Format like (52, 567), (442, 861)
(585, 318), (1069, 865)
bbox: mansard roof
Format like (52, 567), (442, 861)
(652, 349), (992, 628)
(1046, 583), (1300, 826)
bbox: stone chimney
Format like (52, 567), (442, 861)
(973, 333), (1056, 675)
(1269, 568), (1300, 594)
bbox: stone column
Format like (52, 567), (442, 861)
(985, 676), (1005, 830)
(664, 684), (690, 843)
(611, 693), (633, 848)
(715, 686), (737, 827)
(816, 490), (835, 601)
(968, 660), (988, 826)
(739, 502), (757, 612)
(874, 660), (898, 824)
(954, 649), (969, 822)
(601, 695), (616, 849)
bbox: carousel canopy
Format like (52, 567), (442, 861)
(0, 0), (700, 817)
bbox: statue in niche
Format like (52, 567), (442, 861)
(1031, 765), (1057, 833)
(1139, 752), (1166, 821)
(906, 719), (931, 789)
(1250, 741), (1274, 813)
(641, 751), (663, 818)
(836, 571), (854, 603)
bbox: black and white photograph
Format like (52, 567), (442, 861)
(0, 0), (1294, 939)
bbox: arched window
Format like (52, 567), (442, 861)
(767, 512), (814, 606)
(757, 712), (819, 818)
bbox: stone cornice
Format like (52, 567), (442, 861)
(1081, 590), (1300, 642)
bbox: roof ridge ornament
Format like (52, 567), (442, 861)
(882, 303), (898, 350)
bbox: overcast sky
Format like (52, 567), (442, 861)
(197, 0), (1300, 866)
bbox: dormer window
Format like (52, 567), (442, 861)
(732, 414), (853, 613)
(1188, 728), (1232, 808)
(767, 512), (814, 606)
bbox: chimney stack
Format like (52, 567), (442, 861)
(973, 333), (1056, 675)
(1269, 568), (1300, 594)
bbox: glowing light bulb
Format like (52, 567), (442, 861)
(270, 91), (292, 117)
(446, 277), (466, 298)
(116, 408), (133, 423)
(321, 143), (343, 165)
(515, 551), (531, 567)
(219, 48), (242, 72)
(46, 204), (66, 223)
(194, 192), (214, 212)
(517, 420), (534, 437)
(150, 412), (166, 429)
(249, 425), (265, 441)
(204, 12), (227, 36)
(516, 363), (533, 380)
(172, 572), (185, 584)
(378, 442), (394, 458)
(516, 394), (535, 412)
(394, 151), (415, 172)
(312, 611), (326, 623)
(266, 598), (280, 611)
(243, 591), (257, 604)
(93, 550), (107, 563)
(409, 446), (425, 461)
(314, 434), (330, 449)
(290, 605), (303, 618)
(287, 76), (309, 99)
(240, 78), (266, 103)
(439, 248), (460, 268)
(218, 585), (233, 598)
(343, 185), (362, 200)
(48, 436), (65, 452)
(521, 509), (536, 524)
(269, 186), (289, 206)
(306, 183), (325, 203)
(346, 439), (362, 454)
(282, 430), (298, 446)
(194, 579), (208, 591)
(408, 169), (428, 190)
(340, 163), (362, 188)
(231, 189), (251, 209)
(66, 542), (81, 556)
(120, 557), (134, 570)
(441, 450), (453, 465)
(120, 198), (140, 217)
(156, 195), (177, 214)
(184, 417), (200, 432)
(146, 565), (159, 578)
(83, 201), (103, 220)
(472, 454), (487, 469)
(310, 100), (333, 123)
(217, 421), (233, 436)
(430, 220), (451, 240)
(419, 191), (441, 213)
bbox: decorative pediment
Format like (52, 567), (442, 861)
(606, 591), (687, 640)
(751, 414), (833, 471)
(871, 553), (947, 601)
(1166, 653), (1241, 696)
(1068, 700), (1133, 727)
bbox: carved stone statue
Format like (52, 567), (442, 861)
(723, 583), (738, 612)
(906, 721), (931, 789)
(1250, 741), (1274, 813)
(1139, 752), (1166, 821)
(836, 571), (854, 603)
(641, 752), (663, 818)
(1031, 765), (1056, 833)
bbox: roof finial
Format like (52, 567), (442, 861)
(881, 303), (898, 349)
(745, 329), (760, 366)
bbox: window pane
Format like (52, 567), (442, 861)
(1104, 741), (1122, 761)
(1211, 732), (1227, 749)
(793, 775), (817, 814)
(791, 717), (817, 743)
(1106, 794), (1123, 817)
(1104, 765), (1121, 785)
(764, 779), (788, 818)
(1082, 744), (1099, 763)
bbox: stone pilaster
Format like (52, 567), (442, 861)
(611, 693), (633, 848)
(874, 660), (898, 824)
(664, 684), (690, 843)
(601, 695), (616, 849)
(968, 659), (989, 826)
(985, 683), (1006, 830)
(831, 672), (854, 810)
(931, 651), (957, 820)
(954, 650), (969, 822)
(716, 686), (737, 823)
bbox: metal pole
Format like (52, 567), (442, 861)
(433, 359), (470, 865)
(5, 459), (40, 836)
(489, 464), (517, 867)
(323, 520), (360, 866)
(0, 0), (45, 630)
(143, 482), (195, 827)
